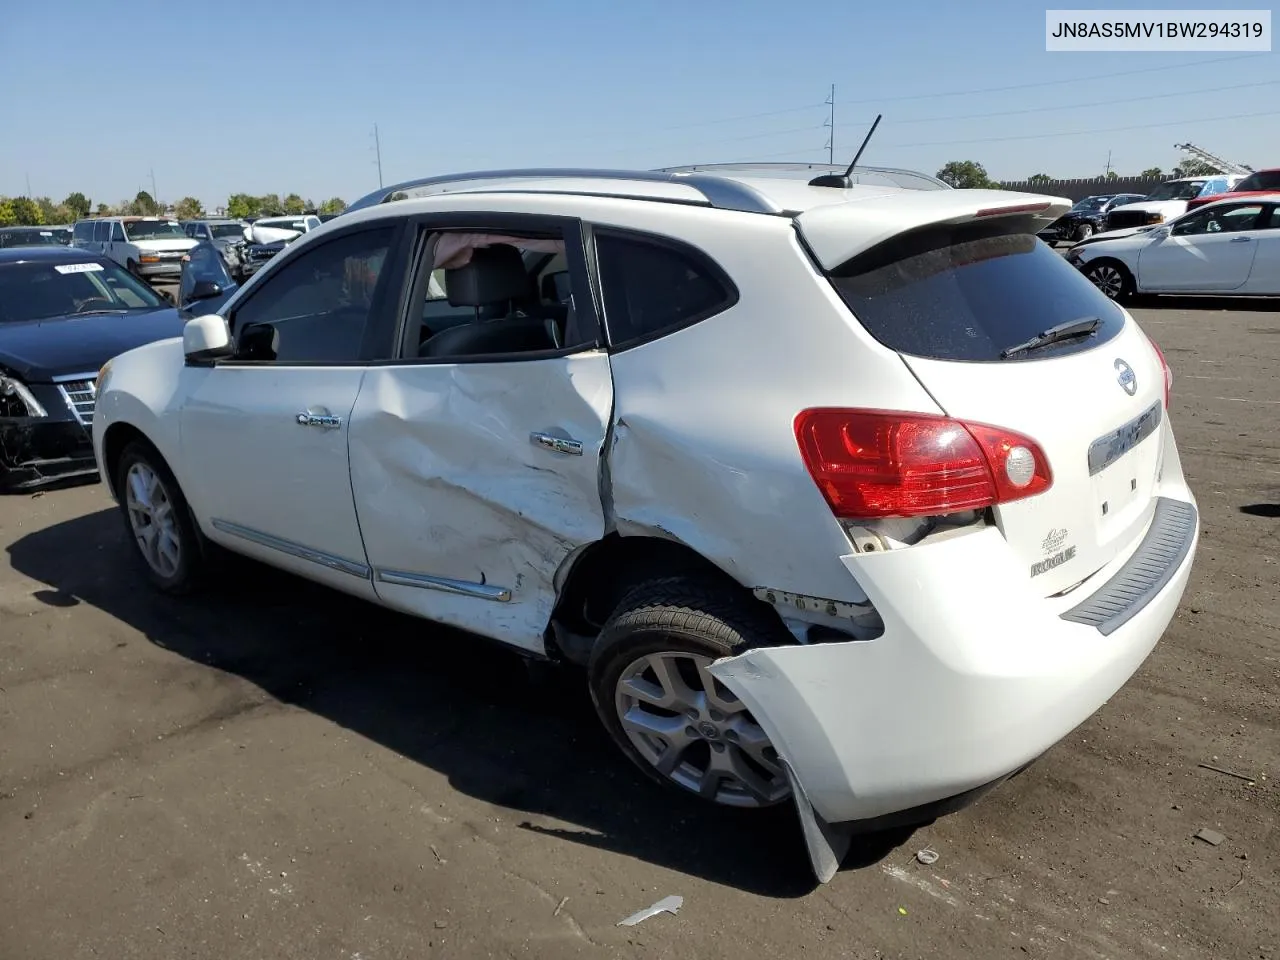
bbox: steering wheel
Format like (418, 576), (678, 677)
(73, 296), (115, 313)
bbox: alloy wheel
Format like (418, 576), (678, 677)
(124, 461), (182, 578)
(614, 650), (790, 807)
(1088, 264), (1125, 300)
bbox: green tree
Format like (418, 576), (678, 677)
(174, 196), (205, 220)
(1104, 170), (1119, 181)
(936, 160), (996, 189)
(1140, 167), (1163, 178)
(318, 197), (347, 215)
(1026, 173), (1053, 184)
(64, 192), (91, 220)
(129, 190), (159, 215)
(0, 199), (16, 226)
(1171, 159), (1219, 178)
(258, 193), (283, 216)
(282, 193), (306, 215)
(226, 193), (258, 219)
(95, 202), (113, 216)
(9, 197), (44, 225)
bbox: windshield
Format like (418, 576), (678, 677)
(0, 259), (167, 324)
(123, 220), (185, 241)
(210, 223), (247, 239)
(0, 229), (64, 248)
(1235, 171), (1280, 192)
(1071, 197), (1109, 212)
(1145, 180), (1207, 201)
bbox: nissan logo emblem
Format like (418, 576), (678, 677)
(1115, 359), (1137, 396)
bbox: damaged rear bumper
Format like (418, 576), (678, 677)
(710, 493), (1198, 879)
(0, 418), (97, 491)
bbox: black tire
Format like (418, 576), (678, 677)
(1075, 222), (1095, 241)
(1084, 258), (1133, 301)
(587, 577), (795, 808)
(114, 440), (206, 594)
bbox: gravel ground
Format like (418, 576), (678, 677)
(0, 297), (1277, 960)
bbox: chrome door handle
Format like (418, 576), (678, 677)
(1229, 236), (1253, 242)
(531, 432), (583, 456)
(296, 412), (343, 429)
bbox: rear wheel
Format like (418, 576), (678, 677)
(588, 578), (793, 809)
(1084, 259), (1132, 301)
(114, 440), (205, 594)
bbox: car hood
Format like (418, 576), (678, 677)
(0, 307), (186, 382)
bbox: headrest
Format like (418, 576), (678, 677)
(445, 244), (529, 307)
(541, 270), (572, 304)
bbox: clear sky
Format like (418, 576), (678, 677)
(1, 0), (1275, 209)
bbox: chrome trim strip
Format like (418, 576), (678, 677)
(1087, 400), (1162, 476)
(374, 567), (512, 602)
(1060, 497), (1198, 636)
(51, 371), (101, 383)
(346, 168), (783, 216)
(210, 519), (370, 579)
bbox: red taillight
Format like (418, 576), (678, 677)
(794, 409), (1053, 520)
(1148, 335), (1172, 408)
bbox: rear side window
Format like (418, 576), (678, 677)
(595, 231), (736, 347)
(826, 221), (1125, 363)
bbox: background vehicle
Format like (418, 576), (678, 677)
(1104, 175), (1241, 230)
(177, 241), (239, 318)
(238, 215), (323, 278)
(1040, 193), (1148, 244)
(183, 219), (252, 281)
(1067, 193), (1280, 299)
(71, 216), (198, 281)
(92, 165), (1195, 883)
(0, 247), (186, 490)
(1184, 167), (1280, 211)
(0, 226), (70, 248)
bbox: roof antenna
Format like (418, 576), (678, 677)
(809, 114), (882, 188)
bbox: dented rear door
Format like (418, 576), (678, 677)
(347, 351), (613, 653)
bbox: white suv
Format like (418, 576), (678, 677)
(91, 165), (1198, 881)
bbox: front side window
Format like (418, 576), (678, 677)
(595, 231), (736, 347)
(228, 227), (395, 363)
(1172, 204), (1264, 236)
(0, 259), (166, 323)
(111, 222), (126, 242)
(123, 219), (184, 241)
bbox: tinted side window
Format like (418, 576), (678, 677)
(111, 222), (126, 242)
(229, 227), (394, 364)
(93, 221), (109, 241)
(827, 221), (1126, 363)
(595, 232), (736, 347)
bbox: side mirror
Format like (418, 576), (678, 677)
(189, 279), (223, 301)
(183, 312), (233, 363)
(1151, 226), (1171, 239)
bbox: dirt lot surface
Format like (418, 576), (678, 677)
(1, 299), (1277, 960)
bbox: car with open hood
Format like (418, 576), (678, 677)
(1041, 193), (1148, 244)
(0, 247), (187, 489)
(90, 164), (1196, 882)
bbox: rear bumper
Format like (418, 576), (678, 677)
(0, 418), (97, 491)
(711, 489), (1198, 827)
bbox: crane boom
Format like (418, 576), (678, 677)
(1173, 142), (1253, 176)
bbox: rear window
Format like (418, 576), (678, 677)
(826, 221), (1125, 363)
(1236, 171), (1280, 192)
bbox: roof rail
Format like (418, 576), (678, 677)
(656, 163), (952, 191)
(345, 168), (785, 216)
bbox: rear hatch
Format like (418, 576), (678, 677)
(799, 193), (1169, 597)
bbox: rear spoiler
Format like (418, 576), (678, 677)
(796, 190), (1072, 271)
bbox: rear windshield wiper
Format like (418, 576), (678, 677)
(1000, 316), (1101, 359)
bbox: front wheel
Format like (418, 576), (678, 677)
(1074, 222), (1095, 241)
(587, 578), (794, 809)
(114, 440), (205, 594)
(1084, 259), (1133, 301)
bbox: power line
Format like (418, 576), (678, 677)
(883, 106), (1280, 149)
(837, 52), (1269, 105)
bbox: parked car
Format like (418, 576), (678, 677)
(177, 241), (239, 318)
(1040, 194), (1148, 244)
(91, 166), (1197, 882)
(1103, 175), (1241, 230)
(237, 215), (323, 279)
(182, 219), (252, 281)
(0, 226), (69, 248)
(0, 246), (187, 490)
(71, 216), (198, 282)
(1184, 167), (1280, 211)
(1066, 193), (1280, 300)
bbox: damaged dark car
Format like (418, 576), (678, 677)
(0, 247), (187, 491)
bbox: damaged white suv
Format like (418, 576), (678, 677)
(92, 165), (1198, 881)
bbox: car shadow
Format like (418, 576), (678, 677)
(6, 507), (914, 897)
(1240, 503), (1280, 518)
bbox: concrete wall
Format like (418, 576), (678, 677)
(998, 176), (1168, 201)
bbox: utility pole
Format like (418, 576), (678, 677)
(373, 123), (384, 188)
(1104, 150), (1112, 177)
(25, 173), (31, 198)
(824, 84), (835, 165)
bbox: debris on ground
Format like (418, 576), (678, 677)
(1198, 762), (1257, 783)
(1194, 827), (1226, 846)
(617, 895), (683, 927)
(915, 848), (939, 865)
(554, 896), (569, 917)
